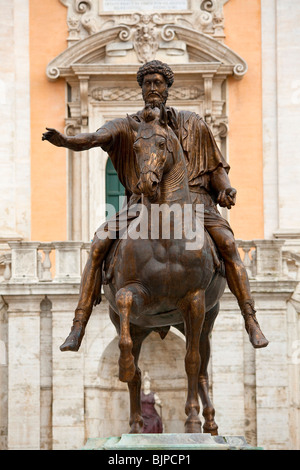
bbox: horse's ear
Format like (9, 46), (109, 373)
(127, 114), (140, 132)
(159, 104), (168, 128)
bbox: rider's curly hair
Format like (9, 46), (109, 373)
(137, 60), (174, 88)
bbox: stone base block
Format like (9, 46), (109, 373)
(82, 433), (263, 450)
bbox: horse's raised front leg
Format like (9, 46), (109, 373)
(128, 325), (151, 434)
(115, 285), (147, 383)
(198, 302), (219, 435)
(179, 289), (206, 433)
(116, 287), (136, 382)
(110, 305), (147, 433)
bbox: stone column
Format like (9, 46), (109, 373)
(40, 296), (53, 450)
(287, 299), (300, 449)
(0, 0), (31, 241)
(5, 294), (44, 450)
(261, 0), (300, 237)
(50, 294), (85, 450)
(0, 296), (8, 449)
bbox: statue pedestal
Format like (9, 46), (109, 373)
(82, 433), (263, 450)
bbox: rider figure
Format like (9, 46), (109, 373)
(42, 60), (268, 352)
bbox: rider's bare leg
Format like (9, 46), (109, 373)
(60, 234), (113, 351)
(208, 227), (269, 349)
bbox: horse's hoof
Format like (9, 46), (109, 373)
(129, 422), (143, 434)
(202, 407), (218, 435)
(184, 419), (202, 434)
(203, 423), (218, 436)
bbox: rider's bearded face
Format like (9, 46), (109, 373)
(142, 73), (169, 108)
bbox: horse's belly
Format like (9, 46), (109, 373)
(109, 238), (217, 316)
(131, 309), (183, 328)
(103, 284), (183, 327)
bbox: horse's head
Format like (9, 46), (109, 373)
(128, 105), (176, 202)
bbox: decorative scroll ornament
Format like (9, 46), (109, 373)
(120, 15), (173, 63)
(102, 13), (189, 63)
(60, 0), (228, 45)
(134, 22), (159, 63)
(74, 0), (92, 13)
(48, 1), (247, 80)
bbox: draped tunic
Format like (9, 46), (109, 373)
(99, 107), (230, 204)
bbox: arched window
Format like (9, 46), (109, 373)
(105, 158), (125, 214)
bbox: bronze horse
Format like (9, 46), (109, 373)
(103, 106), (226, 434)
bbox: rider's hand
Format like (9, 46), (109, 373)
(217, 187), (237, 209)
(42, 128), (66, 147)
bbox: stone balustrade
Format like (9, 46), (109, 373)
(0, 238), (298, 284)
(1, 241), (87, 284)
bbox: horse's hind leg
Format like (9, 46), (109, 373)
(199, 302), (219, 435)
(179, 289), (206, 433)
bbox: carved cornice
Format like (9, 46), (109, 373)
(46, 24), (247, 80)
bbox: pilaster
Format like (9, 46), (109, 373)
(0, 0), (31, 241)
(254, 290), (292, 450)
(261, 0), (300, 237)
(5, 295), (44, 450)
(49, 294), (85, 450)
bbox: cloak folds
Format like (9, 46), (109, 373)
(176, 109), (230, 201)
(99, 108), (230, 202)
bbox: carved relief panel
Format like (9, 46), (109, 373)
(60, 0), (229, 49)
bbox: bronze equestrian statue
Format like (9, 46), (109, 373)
(102, 104), (226, 433)
(42, 60), (268, 434)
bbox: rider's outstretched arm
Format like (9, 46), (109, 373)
(42, 127), (111, 151)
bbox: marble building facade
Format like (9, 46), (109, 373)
(0, 0), (299, 450)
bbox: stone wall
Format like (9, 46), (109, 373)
(0, 0), (31, 241)
(261, 0), (300, 238)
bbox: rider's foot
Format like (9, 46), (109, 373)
(242, 303), (269, 349)
(60, 320), (86, 352)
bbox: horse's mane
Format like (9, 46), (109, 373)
(140, 105), (180, 167)
(142, 105), (160, 123)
